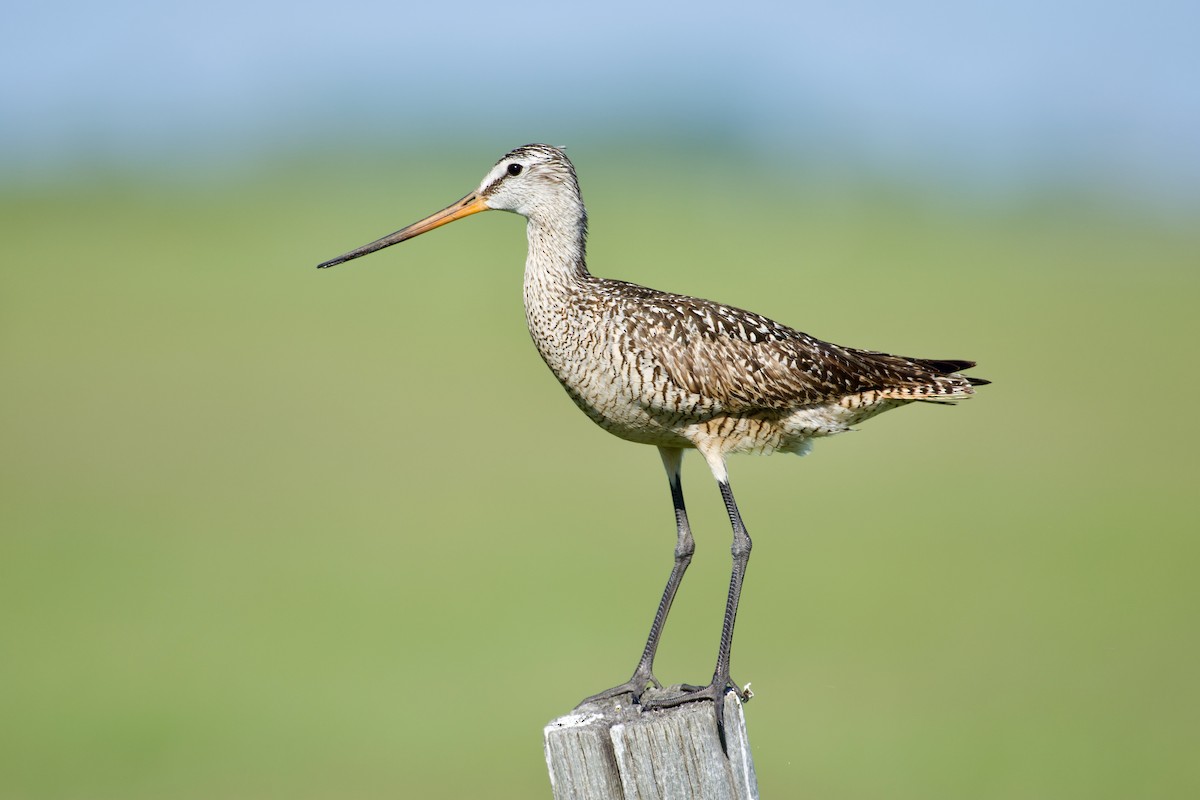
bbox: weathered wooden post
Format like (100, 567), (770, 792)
(544, 687), (758, 800)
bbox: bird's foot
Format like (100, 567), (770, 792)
(673, 675), (751, 702)
(576, 665), (662, 709)
(640, 675), (751, 754)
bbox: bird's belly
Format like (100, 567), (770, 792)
(531, 319), (907, 455)
(531, 324), (701, 448)
(558, 371), (842, 455)
(680, 411), (822, 458)
(560, 379), (695, 448)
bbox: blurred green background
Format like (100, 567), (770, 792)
(4, 3), (1199, 799)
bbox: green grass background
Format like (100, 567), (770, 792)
(3, 147), (1197, 799)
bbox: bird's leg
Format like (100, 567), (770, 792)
(578, 447), (694, 707)
(643, 453), (750, 753)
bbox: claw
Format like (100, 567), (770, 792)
(640, 681), (738, 755)
(577, 667), (661, 708)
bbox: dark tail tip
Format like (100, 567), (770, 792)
(914, 357), (989, 387)
(921, 358), (976, 373)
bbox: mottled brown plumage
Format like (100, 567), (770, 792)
(536, 275), (984, 450)
(317, 143), (987, 748)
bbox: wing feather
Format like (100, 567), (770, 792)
(606, 281), (979, 414)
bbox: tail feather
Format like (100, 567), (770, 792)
(836, 348), (989, 409)
(911, 357), (989, 387)
(913, 357), (977, 374)
(873, 356), (989, 403)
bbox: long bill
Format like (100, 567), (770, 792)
(316, 192), (490, 269)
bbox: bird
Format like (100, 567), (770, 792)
(316, 143), (987, 744)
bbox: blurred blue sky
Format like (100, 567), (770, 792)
(5, 0), (1198, 205)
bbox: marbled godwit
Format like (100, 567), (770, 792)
(317, 144), (987, 742)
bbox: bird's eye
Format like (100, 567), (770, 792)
(507, 163), (523, 176)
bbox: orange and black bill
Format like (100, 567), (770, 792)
(316, 192), (490, 269)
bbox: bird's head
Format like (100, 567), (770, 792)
(474, 144), (581, 216)
(316, 144), (582, 269)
